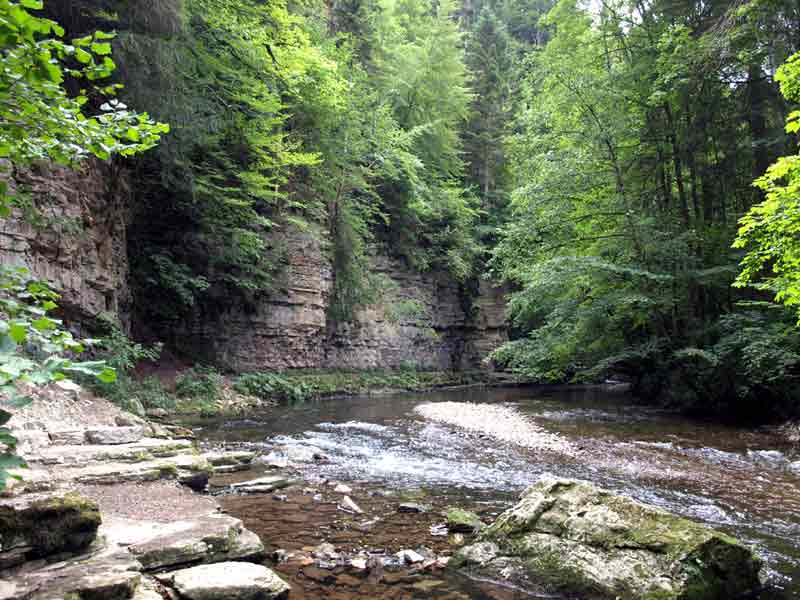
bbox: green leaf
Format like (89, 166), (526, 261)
(90, 42), (112, 56)
(8, 323), (26, 343)
(31, 317), (56, 331)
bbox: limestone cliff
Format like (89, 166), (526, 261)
(0, 160), (132, 331)
(174, 223), (508, 371)
(0, 164), (507, 370)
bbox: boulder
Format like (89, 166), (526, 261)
(0, 493), (101, 560)
(171, 562), (290, 600)
(85, 426), (145, 445)
(452, 476), (762, 600)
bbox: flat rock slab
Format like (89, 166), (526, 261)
(226, 475), (292, 493)
(453, 476), (762, 600)
(0, 546), (142, 600)
(30, 438), (195, 467)
(129, 513), (264, 570)
(171, 561), (290, 600)
(85, 426), (145, 445)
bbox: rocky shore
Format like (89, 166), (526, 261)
(0, 389), (283, 600)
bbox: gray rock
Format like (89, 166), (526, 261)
(339, 496), (363, 514)
(0, 493), (101, 559)
(399, 502), (430, 513)
(228, 476), (291, 493)
(445, 507), (482, 533)
(171, 562), (289, 600)
(396, 549), (425, 564)
(0, 546), (141, 600)
(453, 476), (762, 600)
(789, 461), (800, 475)
(85, 426), (145, 445)
(129, 514), (264, 570)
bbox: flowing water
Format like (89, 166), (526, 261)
(196, 385), (800, 599)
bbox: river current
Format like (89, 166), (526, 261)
(197, 385), (800, 598)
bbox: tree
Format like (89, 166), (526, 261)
(0, 0), (168, 212)
(734, 52), (800, 318)
(490, 0), (800, 415)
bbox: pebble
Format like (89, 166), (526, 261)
(334, 483), (353, 494)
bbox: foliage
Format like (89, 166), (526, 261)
(0, 1), (165, 485)
(88, 315), (164, 414)
(0, 0), (167, 214)
(98, 375), (175, 414)
(0, 266), (115, 487)
(490, 0), (800, 416)
(734, 52), (800, 319)
(233, 369), (486, 404)
(233, 372), (316, 405)
(174, 365), (223, 405)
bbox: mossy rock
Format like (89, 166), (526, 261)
(445, 507), (482, 534)
(454, 477), (762, 600)
(0, 493), (101, 559)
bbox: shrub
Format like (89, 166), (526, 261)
(233, 372), (316, 404)
(174, 366), (223, 405)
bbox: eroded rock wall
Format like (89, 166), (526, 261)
(0, 162), (506, 370)
(183, 223), (508, 372)
(0, 161), (131, 330)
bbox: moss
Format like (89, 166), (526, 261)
(0, 494), (102, 559)
(445, 507), (482, 533)
(157, 464), (179, 477)
(523, 548), (599, 596)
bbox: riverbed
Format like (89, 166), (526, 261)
(196, 385), (800, 598)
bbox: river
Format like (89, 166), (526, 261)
(195, 385), (800, 599)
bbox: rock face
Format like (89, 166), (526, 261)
(1, 161), (506, 370)
(174, 224), (508, 372)
(453, 477), (762, 600)
(0, 160), (132, 330)
(170, 562), (290, 600)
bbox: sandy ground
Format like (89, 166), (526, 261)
(75, 481), (218, 523)
(414, 401), (575, 455)
(8, 383), (126, 431)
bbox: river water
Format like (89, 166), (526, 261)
(197, 385), (800, 599)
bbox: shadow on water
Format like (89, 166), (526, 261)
(196, 385), (800, 599)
